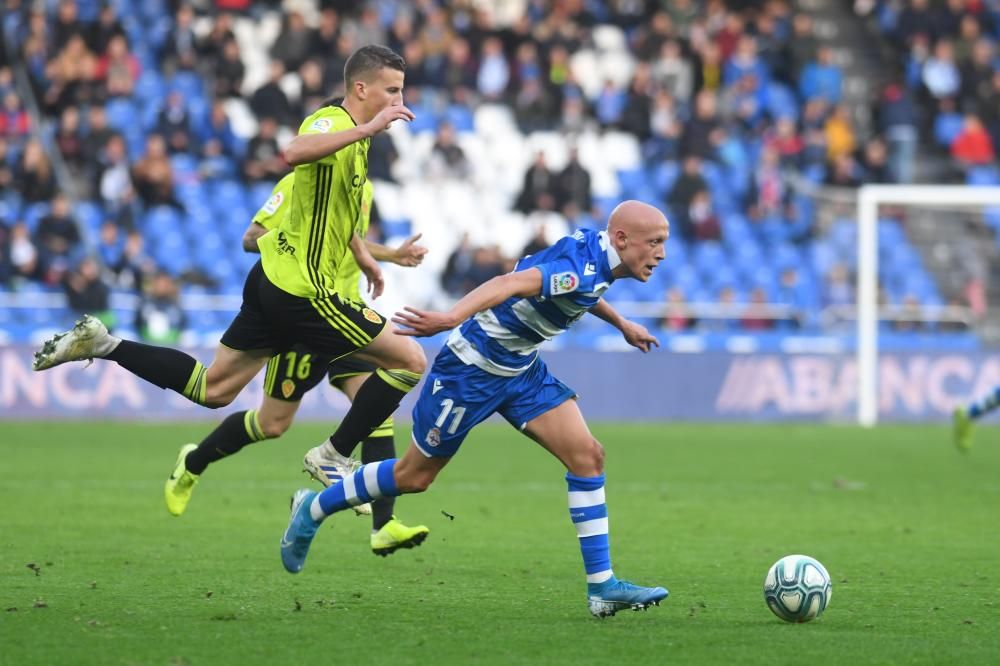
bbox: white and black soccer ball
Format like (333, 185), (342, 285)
(763, 554), (832, 623)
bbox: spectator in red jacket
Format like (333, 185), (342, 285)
(951, 114), (995, 166)
(0, 91), (30, 139)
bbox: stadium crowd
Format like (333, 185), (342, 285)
(1, 0), (999, 342)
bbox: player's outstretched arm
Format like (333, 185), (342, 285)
(242, 222), (268, 253)
(365, 233), (427, 267)
(591, 298), (660, 352)
(283, 105), (415, 166)
(393, 268), (543, 337)
(349, 232), (384, 298)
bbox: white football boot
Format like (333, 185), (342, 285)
(32, 315), (121, 371)
(303, 444), (371, 515)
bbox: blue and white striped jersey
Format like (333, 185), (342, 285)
(446, 228), (621, 377)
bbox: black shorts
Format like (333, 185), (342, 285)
(220, 260), (387, 358)
(262, 345), (377, 402)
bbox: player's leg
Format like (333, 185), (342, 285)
(326, 369), (428, 554)
(34, 263), (276, 408)
(281, 347), (490, 572)
(32, 314), (258, 406)
(953, 384), (1000, 452)
(298, 296), (427, 467)
(166, 348), (326, 516)
(281, 442), (447, 573)
(514, 364), (667, 618)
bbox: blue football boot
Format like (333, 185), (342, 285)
(587, 577), (669, 618)
(281, 489), (321, 573)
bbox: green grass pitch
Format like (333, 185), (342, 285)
(2, 420), (998, 665)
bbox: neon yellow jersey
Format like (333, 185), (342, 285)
(252, 173), (295, 232)
(258, 105), (369, 298)
(332, 179), (373, 302)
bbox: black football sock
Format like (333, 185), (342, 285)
(105, 340), (209, 405)
(328, 368), (420, 458)
(185, 410), (268, 475)
(361, 434), (397, 530)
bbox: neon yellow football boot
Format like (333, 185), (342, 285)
(952, 407), (973, 453)
(371, 517), (429, 556)
(165, 443), (199, 516)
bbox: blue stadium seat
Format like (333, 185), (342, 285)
(249, 182), (276, 210)
(877, 219), (905, 247)
(152, 230), (190, 273)
(23, 203), (51, 232)
(176, 182), (206, 208)
(170, 153), (199, 177)
(143, 205), (182, 235)
(693, 241), (725, 276)
(709, 264), (739, 290)
(967, 166), (1000, 186)
(202, 254), (235, 282)
(765, 82), (799, 122)
(105, 98), (138, 132)
(770, 243), (802, 272)
(668, 263), (700, 296)
(749, 265), (778, 292)
(722, 217), (754, 251)
(829, 218), (857, 251)
(212, 180), (247, 214)
(617, 168), (649, 199)
(193, 231), (225, 265)
(139, 0), (167, 23)
(444, 105), (475, 132)
(382, 219), (412, 238)
(664, 237), (688, 266)
(593, 196), (623, 219)
(76, 0), (100, 21)
(648, 162), (679, 194)
(122, 125), (147, 161)
(186, 309), (217, 333)
(169, 71), (205, 102)
(187, 96), (211, 137)
(733, 244), (764, 280)
(985, 207), (1000, 233)
(135, 71), (167, 104)
(407, 102), (439, 133)
(934, 113), (964, 148)
(74, 201), (105, 237)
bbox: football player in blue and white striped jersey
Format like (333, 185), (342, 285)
(281, 200), (670, 617)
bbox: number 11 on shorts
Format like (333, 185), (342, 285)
(435, 399), (466, 435)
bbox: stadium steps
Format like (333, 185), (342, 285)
(796, 0), (889, 139)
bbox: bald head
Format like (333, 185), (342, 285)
(608, 200), (670, 236)
(606, 200), (669, 282)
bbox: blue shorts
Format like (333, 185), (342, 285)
(411, 346), (576, 458)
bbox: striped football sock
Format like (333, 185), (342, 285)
(567, 472), (614, 585)
(310, 458), (399, 521)
(969, 385), (1000, 419)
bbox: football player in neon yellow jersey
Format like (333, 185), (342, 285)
(33, 46), (429, 536)
(165, 167), (430, 555)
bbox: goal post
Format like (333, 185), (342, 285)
(856, 184), (1000, 427)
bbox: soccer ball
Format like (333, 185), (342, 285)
(763, 554), (832, 623)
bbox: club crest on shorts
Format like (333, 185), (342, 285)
(281, 379), (296, 399)
(551, 271), (579, 295)
(362, 307), (382, 324)
(425, 427), (441, 448)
